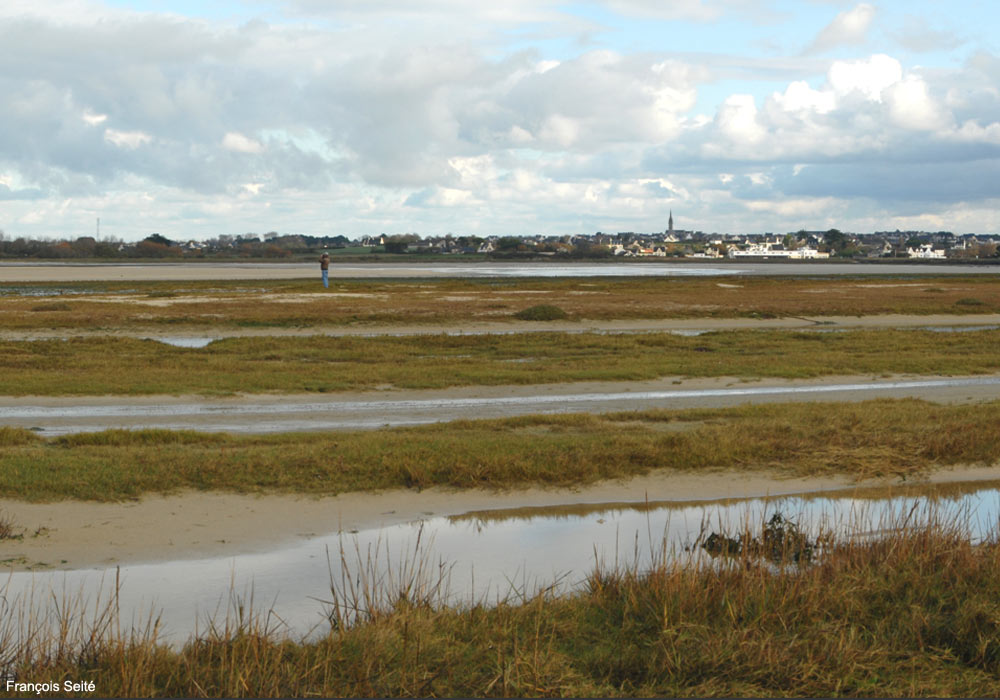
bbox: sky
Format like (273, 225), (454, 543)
(2, 0), (1000, 242)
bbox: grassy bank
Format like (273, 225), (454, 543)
(2, 276), (1000, 330)
(5, 514), (1000, 696)
(0, 398), (997, 502)
(3, 328), (1000, 395)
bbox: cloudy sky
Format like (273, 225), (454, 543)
(2, 0), (999, 241)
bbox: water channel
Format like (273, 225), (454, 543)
(5, 376), (1000, 436)
(3, 482), (999, 646)
(3, 261), (999, 283)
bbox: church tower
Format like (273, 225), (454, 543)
(668, 210), (674, 237)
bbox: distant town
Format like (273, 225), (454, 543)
(2, 220), (998, 261)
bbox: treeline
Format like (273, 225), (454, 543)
(0, 232), (354, 260)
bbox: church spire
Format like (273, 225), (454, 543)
(668, 210), (674, 236)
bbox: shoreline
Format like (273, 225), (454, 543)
(2, 465), (1000, 572)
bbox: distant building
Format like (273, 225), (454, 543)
(906, 243), (946, 259)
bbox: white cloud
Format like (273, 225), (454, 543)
(103, 129), (152, 149)
(885, 75), (951, 131)
(806, 3), (876, 54)
(715, 94), (764, 144)
(222, 132), (265, 154)
(828, 54), (902, 102)
(81, 110), (107, 125)
(771, 81), (835, 114)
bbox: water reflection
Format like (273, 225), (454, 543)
(144, 337), (216, 348)
(3, 481), (1000, 644)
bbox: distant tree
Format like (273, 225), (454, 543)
(383, 234), (418, 253)
(144, 233), (174, 247)
(823, 229), (847, 251)
(73, 236), (97, 256)
(497, 236), (522, 251)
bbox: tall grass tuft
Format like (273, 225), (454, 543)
(0, 427), (41, 447)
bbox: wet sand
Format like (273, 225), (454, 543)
(4, 465), (1000, 571)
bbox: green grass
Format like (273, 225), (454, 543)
(2, 328), (1000, 395)
(1, 399), (998, 502)
(7, 514), (1000, 696)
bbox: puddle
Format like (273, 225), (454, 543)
(145, 337), (216, 348)
(668, 329), (710, 336)
(918, 325), (1000, 333)
(3, 482), (1000, 645)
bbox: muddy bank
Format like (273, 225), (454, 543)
(3, 465), (1000, 571)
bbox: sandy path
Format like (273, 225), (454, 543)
(3, 466), (1000, 571)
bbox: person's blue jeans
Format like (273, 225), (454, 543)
(322, 269), (329, 288)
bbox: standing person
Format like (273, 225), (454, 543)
(319, 252), (330, 288)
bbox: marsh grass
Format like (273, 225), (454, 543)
(1, 399), (998, 502)
(2, 276), (1000, 331)
(3, 327), (1000, 395)
(6, 510), (1000, 696)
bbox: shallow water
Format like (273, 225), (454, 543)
(4, 482), (999, 645)
(145, 337), (216, 348)
(6, 376), (1000, 436)
(3, 261), (999, 282)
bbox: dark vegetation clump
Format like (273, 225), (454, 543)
(0, 510), (19, 540)
(700, 512), (817, 563)
(513, 304), (569, 321)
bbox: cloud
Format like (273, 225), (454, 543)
(103, 129), (152, 149)
(222, 132), (265, 154)
(805, 3), (876, 54)
(1, 1), (999, 239)
(597, 0), (720, 22)
(891, 16), (964, 53)
(885, 75), (951, 131)
(828, 54), (902, 102)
